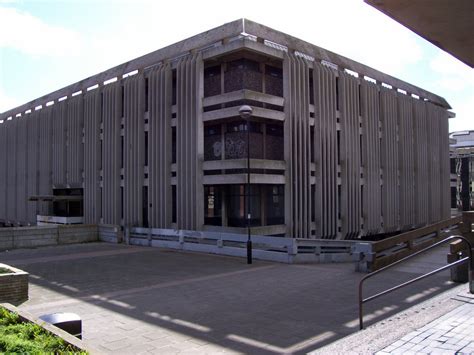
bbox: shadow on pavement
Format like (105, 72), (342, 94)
(1, 242), (459, 354)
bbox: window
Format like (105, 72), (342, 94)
(204, 125), (222, 161)
(204, 125), (220, 136)
(142, 186), (148, 227)
(224, 58), (262, 93)
(145, 78), (149, 112)
(172, 127), (176, 164)
(265, 185), (284, 225)
(266, 123), (283, 137)
(172, 70), (177, 106)
(225, 121), (263, 160)
(172, 185), (177, 223)
(204, 186), (222, 225)
(265, 123), (284, 160)
(144, 131), (148, 166)
(265, 65), (283, 97)
(226, 121), (261, 133)
(227, 185), (261, 227)
(204, 65), (221, 97)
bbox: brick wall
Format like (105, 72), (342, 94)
(0, 264), (28, 305)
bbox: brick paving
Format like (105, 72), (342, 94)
(376, 295), (474, 355)
(0, 242), (464, 354)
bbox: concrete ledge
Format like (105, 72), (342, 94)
(0, 263), (28, 305)
(0, 303), (102, 354)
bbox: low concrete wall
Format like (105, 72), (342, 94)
(0, 225), (99, 251)
(125, 226), (355, 264)
(0, 264), (28, 305)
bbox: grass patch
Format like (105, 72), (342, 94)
(0, 307), (86, 353)
(0, 267), (11, 274)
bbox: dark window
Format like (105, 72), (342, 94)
(228, 58), (260, 72)
(172, 70), (177, 106)
(100, 187), (103, 219)
(227, 184), (261, 227)
(121, 187), (124, 219)
(224, 59), (262, 93)
(204, 186), (222, 225)
(172, 127), (176, 164)
(265, 185), (284, 225)
(226, 121), (261, 133)
(204, 124), (220, 136)
(265, 123), (284, 160)
(52, 188), (84, 217)
(100, 92), (104, 123)
(142, 186), (148, 227)
(266, 123), (283, 136)
(204, 125), (222, 161)
(172, 185), (177, 223)
(145, 78), (149, 112)
(265, 64), (283, 97)
(309, 69), (314, 105)
(337, 130), (341, 164)
(121, 136), (124, 168)
(144, 131), (148, 166)
(204, 65), (221, 97)
(225, 121), (263, 159)
(121, 86), (125, 117)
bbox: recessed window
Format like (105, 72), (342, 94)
(204, 186), (222, 226)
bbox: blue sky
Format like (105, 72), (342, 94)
(0, 0), (472, 132)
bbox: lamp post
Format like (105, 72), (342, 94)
(239, 105), (253, 265)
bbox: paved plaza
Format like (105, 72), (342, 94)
(377, 298), (474, 354)
(0, 242), (469, 354)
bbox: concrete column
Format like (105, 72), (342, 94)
(283, 53), (311, 238)
(380, 88), (399, 232)
(84, 90), (102, 224)
(313, 62), (338, 239)
(148, 64), (172, 228)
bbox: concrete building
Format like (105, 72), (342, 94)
(450, 131), (474, 211)
(0, 19), (452, 239)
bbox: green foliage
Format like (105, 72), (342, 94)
(0, 267), (11, 274)
(0, 307), (87, 354)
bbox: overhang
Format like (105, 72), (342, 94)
(365, 0), (474, 68)
(28, 195), (83, 202)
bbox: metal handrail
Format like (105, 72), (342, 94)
(358, 235), (473, 330)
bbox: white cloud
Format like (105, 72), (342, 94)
(0, 87), (21, 114)
(448, 93), (474, 133)
(430, 51), (474, 92)
(0, 6), (84, 57)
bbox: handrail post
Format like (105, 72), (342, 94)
(460, 211), (474, 293)
(359, 280), (364, 330)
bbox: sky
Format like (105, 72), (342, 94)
(0, 0), (472, 133)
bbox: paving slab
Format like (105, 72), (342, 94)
(0, 242), (462, 354)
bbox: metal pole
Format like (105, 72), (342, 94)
(239, 105), (253, 265)
(246, 115), (252, 264)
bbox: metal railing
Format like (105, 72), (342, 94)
(358, 235), (473, 330)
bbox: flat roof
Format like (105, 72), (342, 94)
(0, 18), (451, 120)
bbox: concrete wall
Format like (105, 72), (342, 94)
(0, 225), (98, 251)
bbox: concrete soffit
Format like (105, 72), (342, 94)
(0, 18), (451, 121)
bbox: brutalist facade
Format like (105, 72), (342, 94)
(0, 19), (452, 239)
(450, 131), (474, 211)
